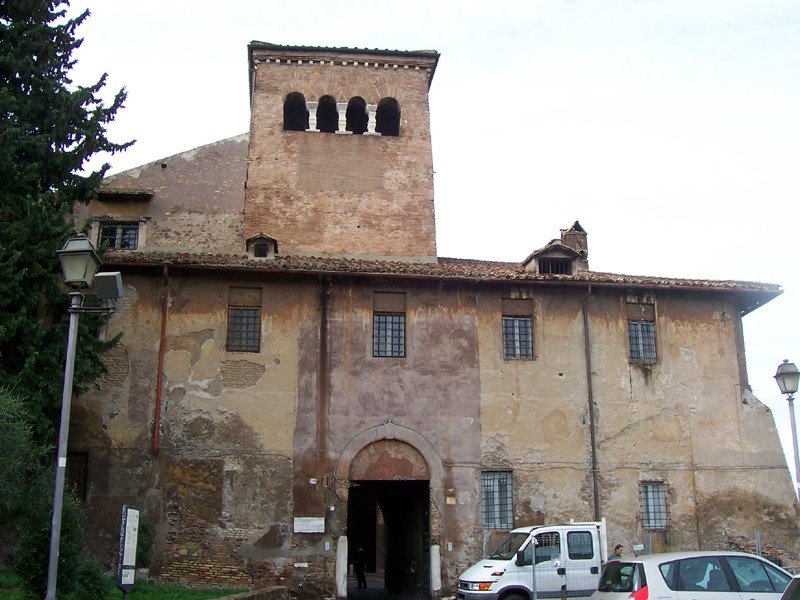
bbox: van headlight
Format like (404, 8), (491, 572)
(465, 582), (494, 591)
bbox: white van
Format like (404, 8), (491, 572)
(457, 521), (608, 600)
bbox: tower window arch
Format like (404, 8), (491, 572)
(283, 92), (309, 131)
(375, 97), (400, 137)
(317, 95), (338, 133)
(346, 96), (368, 135)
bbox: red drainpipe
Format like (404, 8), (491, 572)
(152, 264), (169, 457)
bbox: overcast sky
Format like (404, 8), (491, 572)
(66, 1), (800, 483)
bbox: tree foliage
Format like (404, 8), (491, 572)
(0, 1), (132, 445)
(13, 468), (85, 599)
(0, 388), (48, 515)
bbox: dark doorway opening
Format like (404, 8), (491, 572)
(347, 480), (429, 598)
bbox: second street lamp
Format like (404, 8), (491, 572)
(774, 359), (800, 502)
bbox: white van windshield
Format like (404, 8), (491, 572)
(488, 532), (530, 560)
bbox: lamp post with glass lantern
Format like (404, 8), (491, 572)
(45, 235), (102, 600)
(774, 359), (800, 501)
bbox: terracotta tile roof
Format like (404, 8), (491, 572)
(103, 249), (780, 312)
(248, 41), (439, 61)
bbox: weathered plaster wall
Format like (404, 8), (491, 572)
(73, 269), (303, 588)
(71, 271), (799, 595)
(73, 135), (248, 252)
(245, 62), (437, 259)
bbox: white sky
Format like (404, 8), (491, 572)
(67, 1), (800, 481)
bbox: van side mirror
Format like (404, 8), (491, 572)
(516, 549), (525, 566)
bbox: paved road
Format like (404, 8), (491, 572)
(347, 573), (426, 599)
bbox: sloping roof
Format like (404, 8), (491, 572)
(103, 250), (780, 315)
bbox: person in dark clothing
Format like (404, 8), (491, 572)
(354, 547), (367, 589)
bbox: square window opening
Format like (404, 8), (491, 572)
(227, 307), (261, 353)
(628, 320), (656, 364)
(373, 312), (405, 357)
(503, 315), (533, 360)
(640, 481), (668, 530)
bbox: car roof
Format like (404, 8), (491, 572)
(780, 576), (800, 600)
(613, 551), (788, 569)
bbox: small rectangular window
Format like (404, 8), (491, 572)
(640, 481), (668, 530)
(628, 320), (656, 363)
(502, 316), (533, 360)
(99, 223), (139, 249)
(373, 313), (405, 357)
(481, 471), (513, 529)
(227, 287), (261, 353)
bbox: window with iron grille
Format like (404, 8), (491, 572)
(227, 288), (262, 353)
(628, 320), (656, 363)
(373, 313), (405, 357)
(99, 223), (139, 249)
(481, 471), (513, 529)
(503, 316), (533, 360)
(640, 481), (668, 530)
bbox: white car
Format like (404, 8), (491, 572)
(590, 551), (792, 600)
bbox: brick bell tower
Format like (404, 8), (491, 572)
(244, 42), (440, 261)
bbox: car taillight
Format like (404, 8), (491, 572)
(629, 585), (648, 600)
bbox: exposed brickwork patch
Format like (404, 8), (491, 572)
(100, 343), (129, 387)
(221, 360), (266, 388)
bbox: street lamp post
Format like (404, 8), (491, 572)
(46, 235), (101, 600)
(774, 359), (800, 501)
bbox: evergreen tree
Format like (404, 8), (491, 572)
(0, 0), (132, 446)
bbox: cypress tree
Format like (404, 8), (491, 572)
(0, 1), (132, 446)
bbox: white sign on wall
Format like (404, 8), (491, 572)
(294, 516), (325, 533)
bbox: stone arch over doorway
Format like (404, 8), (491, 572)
(334, 419), (445, 485)
(336, 421), (445, 598)
(351, 439), (430, 481)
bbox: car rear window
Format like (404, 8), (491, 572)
(598, 562), (639, 592)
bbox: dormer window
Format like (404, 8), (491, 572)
(246, 234), (278, 259)
(522, 228), (584, 275)
(538, 257), (573, 275)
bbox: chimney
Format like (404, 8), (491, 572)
(560, 221), (589, 270)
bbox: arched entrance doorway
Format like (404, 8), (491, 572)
(347, 439), (430, 598)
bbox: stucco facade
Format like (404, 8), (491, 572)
(69, 43), (799, 598)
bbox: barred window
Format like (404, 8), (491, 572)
(99, 223), (138, 249)
(481, 471), (513, 529)
(227, 288), (262, 353)
(373, 313), (405, 357)
(503, 316), (533, 360)
(640, 481), (668, 530)
(538, 257), (573, 275)
(628, 320), (656, 364)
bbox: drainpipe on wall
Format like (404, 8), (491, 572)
(152, 264), (170, 457)
(582, 285), (601, 521)
(317, 277), (331, 454)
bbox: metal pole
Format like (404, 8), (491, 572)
(787, 393), (800, 501)
(46, 291), (83, 600)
